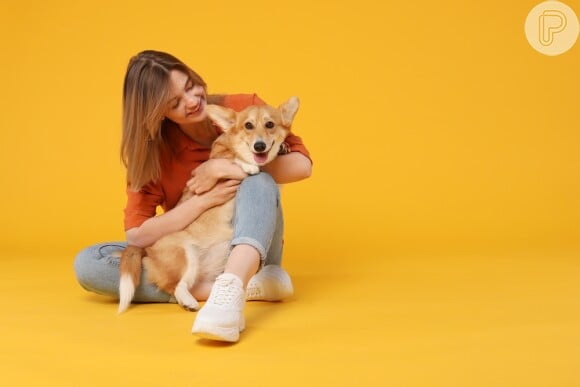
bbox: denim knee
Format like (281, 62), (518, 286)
(72, 242), (125, 296)
(73, 247), (93, 289)
(240, 172), (278, 198)
(232, 172), (281, 260)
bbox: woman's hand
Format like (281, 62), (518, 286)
(187, 159), (221, 194)
(196, 179), (240, 210)
(187, 159), (247, 194)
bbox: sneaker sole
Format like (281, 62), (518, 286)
(193, 329), (239, 342)
(192, 316), (245, 343)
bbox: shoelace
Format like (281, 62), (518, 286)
(212, 277), (242, 306)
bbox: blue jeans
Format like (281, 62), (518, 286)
(73, 173), (284, 302)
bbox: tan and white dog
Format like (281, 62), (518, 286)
(117, 96), (299, 313)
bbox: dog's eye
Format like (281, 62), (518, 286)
(265, 121), (275, 129)
(245, 122), (254, 130)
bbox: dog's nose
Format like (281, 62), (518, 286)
(254, 141), (267, 153)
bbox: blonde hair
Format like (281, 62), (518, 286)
(121, 50), (207, 191)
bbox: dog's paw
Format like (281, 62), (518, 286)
(181, 301), (199, 312)
(234, 160), (260, 175)
(178, 297), (199, 312)
(243, 165), (260, 175)
(174, 289), (199, 311)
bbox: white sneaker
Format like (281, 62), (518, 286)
(246, 265), (294, 301)
(191, 273), (246, 342)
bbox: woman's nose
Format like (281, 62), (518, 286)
(184, 94), (200, 108)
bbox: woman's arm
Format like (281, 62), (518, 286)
(261, 152), (312, 184)
(125, 179), (240, 247)
(188, 153), (311, 192)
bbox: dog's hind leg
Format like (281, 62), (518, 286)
(174, 244), (202, 311)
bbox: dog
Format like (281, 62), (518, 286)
(117, 96), (300, 313)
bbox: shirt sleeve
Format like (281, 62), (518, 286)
(223, 93), (266, 111)
(123, 182), (164, 231)
(282, 132), (311, 163)
(252, 94), (267, 106)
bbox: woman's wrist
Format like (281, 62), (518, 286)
(213, 159), (229, 180)
(203, 158), (231, 181)
(186, 193), (209, 214)
(221, 159), (246, 180)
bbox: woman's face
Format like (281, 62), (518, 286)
(164, 70), (207, 126)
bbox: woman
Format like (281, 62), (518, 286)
(73, 50), (312, 342)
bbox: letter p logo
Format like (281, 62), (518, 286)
(539, 10), (567, 46)
(525, 1), (579, 55)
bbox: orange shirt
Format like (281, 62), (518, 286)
(124, 94), (311, 231)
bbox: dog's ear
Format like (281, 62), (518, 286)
(278, 96), (300, 127)
(206, 104), (237, 132)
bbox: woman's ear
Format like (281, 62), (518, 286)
(205, 105), (237, 132)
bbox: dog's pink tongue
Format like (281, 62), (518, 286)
(253, 153), (268, 164)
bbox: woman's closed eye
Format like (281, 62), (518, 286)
(170, 80), (195, 109)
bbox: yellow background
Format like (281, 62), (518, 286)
(1, 0), (579, 386)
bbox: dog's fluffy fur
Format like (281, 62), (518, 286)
(118, 96), (299, 313)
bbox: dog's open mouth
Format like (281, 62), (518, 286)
(253, 152), (269, 164)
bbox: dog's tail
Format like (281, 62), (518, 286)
(118, 245), (144, 314)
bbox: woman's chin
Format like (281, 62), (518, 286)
(184, 110), (207, 123)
